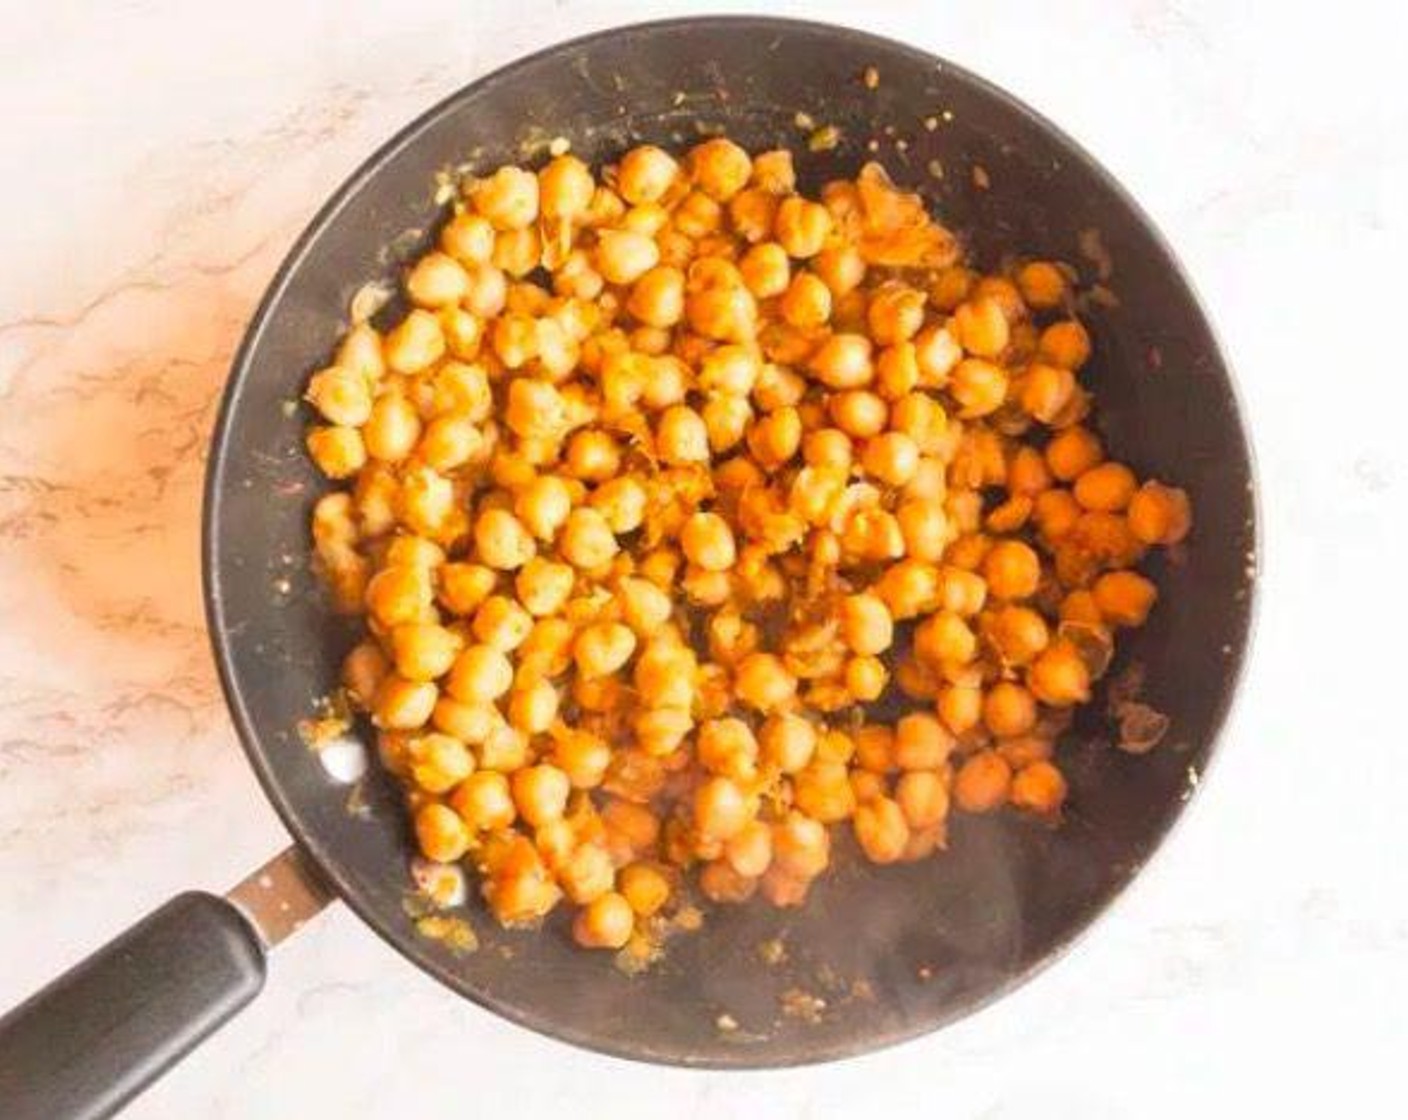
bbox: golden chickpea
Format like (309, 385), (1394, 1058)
(845, 656), (888, 701)
(1127, 481), (1192, 545)
(473, 508), (535, 571)
(915, 611), (978, 667)
(686, 282), (757, 343)
(758, 713), (817, 773)
(614, 576), (671, 635)
(910, 322), (961, 388)
(875, 342), (920, 400)
(627, 265), (685, 327)
(840, 593), (894, 656)
(508, 557), (571, 617)
(1019, 362), (1077, 424)
(990, 605), (1050, 666)
(853, 796), (909, 864)
(954, 750), (1013, 813)
(746, 405), (802, 467)
(693, 775), (750, 841)
(897, 500), (950, 562)
(868, 284), (927, 344)
(983, 681), (1039, 737)
(617, 145), (679, 204)
(829, 390), (888, 438)
(688, 138), (752, 201)
(511, 475), (570, 542)
(504, 765), (567, 829)
(862, 431), (921, 486)
(937, 566), (988, 617)
(895, 772), (950, 832)
(812, 244), (866, 297)
(478, 723), (530, 771)
(774, 196), (832, 258)
(539, 154), (595, 220)
(1045, 426), (1103, 483)
(734, 652), (797, 713)
(306, 426), (367, 479)
(699, 393), (751, 454)
(366, 564), (432, 628)
(982, 540), (1042, 600)
(937, 683), (983, 736)
(565, 430), (622, 482)
(559, 507), (619, 570)
(406, 733), (474, 794)
(547, 728), (610, 790)
(791, 759), (854, 823)
(1038, 320), (1092, 369)
(950, 358), (1009, 418)
(778, 271), (833, 329)
(405, 250), (468, 308)
(895, 712), (955, 770)
(446, 643), (513, 704)
(473, 165), (539, 230)
(335, 322), (386, 381)
(418, 414), (483, 473)
(1074, 461), (1137, 513)
(953, 296), (1011, 358)
(574, 621), (638, 680)
(697, 717), (760, 781)
(1027, 640), (1091, 707)
(841, 508), (904, 562)
(472, 595), (533, 652)
(1015, 260), (1068, 309)
(500, 378), (565, 443)
(737, 241), (790, 297)
(342, 641), (388, 710)
(1010, 760), (1068, 815)
(375, 674), (438, 731)
(415, 802), (470, 862)
(306, 366), (373, 427)
(448, 770), (516, 831)
(440, 212), (496, 265)
(363, 394), (422, 462)
(875, 558), (942, 619)
(390, 623), (461, 682)
(724, 819), (773, 878)
(802, 428), (854, 471)
(384, 309), (446, 375)
(1092, 570), (1159, 626)
(654, 405), (709, 466)
(594, 229), (660, 287)
(680, 512), (737, 573)
(810, 333), (873, 389)
(728, 187), (779, 243)
(459, 261), (507, 319)
(618, 862), (672, 917)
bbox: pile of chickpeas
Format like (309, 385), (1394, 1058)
(304, 138), (1191, 955)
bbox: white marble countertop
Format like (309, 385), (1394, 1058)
(1, 1), (1403, 1116)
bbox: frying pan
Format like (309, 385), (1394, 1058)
(0, 17), (1256, 1119)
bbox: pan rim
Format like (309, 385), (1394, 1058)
(202, 13), (1259, 1069)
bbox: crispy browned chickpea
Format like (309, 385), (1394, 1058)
(656, 405), (710, 465)
(680, 512), (738, 572)
(539, 154), (595, 220)
(1038, 319), (1092, 369)
(1009, 760), (1068, 815)
(954, 750), (1012, 813)
(626, 264), (685, 327)
(1074, 461), (1137, 512)
(982, 540), (1041, 600)
(688, 138), (752, 201)
(738, 241), (791, 298)
(617, 145), (679, 204)
(473, 166), (539, 230)
(840, 593), (894, 656)
(734, 652), (797, 713)
(1092, 570), (1158, 626)
(862, 431), (921, 486)
(559, 507), (619, 570)
(1127, 481), (1192, 545)
(810, 333), (873, 389)
(1027, 640), (1091, 707)
(564, 430), (621, 482)
(774, 196), (832, 259)
(854, 797), (909, 864)
(950, 358), (1009, 418)
(829, 390), (888, 438)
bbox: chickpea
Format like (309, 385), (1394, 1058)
(862, 431), (921, 486)
(758, 713), (817, 773)
(894, 712), (955, 770)
(594, 229), (660, 287)
(983, 681), (1039, 737)
(473, 166), (539, 230)
(1127, 481), (1192, 545)
(363, 394), (422, 463)
(680, 512), (737, 572)
(1092, 570), (1159, 626)
(729, 187), (779, 243)
(794, 759), (857, 823)
(829, 390), (888, 439)
(982, 540), (1042, 600)
(897, 500), (949, 562)
(693, 775), (750, 841)
(845, 656), (888, 701)
(851, 797), (907, 863)
(307, 426), (367, 479)
(896, 771), (950, 829)
(953, 296), (1011, 358)
(779, 272), (833, 329)
(473, 508), (535, 571)
(415, 802), (470, 862)
(802, 428), (853, 471)
(747, 405), (803, 467)
(513, 475), (573, 542)
(445, 770), (513, 832)
(511, 557), (572, 617)
(652, 405), (707, 466)
(1019, 362), (1077, 424)
(812, 244), (866, 296)
(1033, 489), (1082, 543)
(937, 683), (983, 736)
(1074, 461), (1138, 513)
(366, 564), (432, 628)
(618, 862), (672, 916)
(840, 593), (893, 656)
(375, 674), (438, 731)
(954, 750), (1012, 813)
(1045, 426), (1104, 482)
(739, 241), (791, 297)
(558, 508), (618, 571)
(1027, 641), (1091, 707)
(614, 576), (672, 635)
(698, 394), (749, 454)
(1038, 320), (1092, 369)
(686, 282), (757, 343)
(342, 641), (389, 709)
(734, 652), (797, 713)
(440, 212), (496, 265)
(539, 154), (595, 220)
(875, 558), (942, 619)
(472, 595), (533, 652)
(617, 145), (679, 204)
(688, 138), (752, 201)
(418, 413), (483, 473)
(810, 333), (873, 389)
(306, 366), (373, 427)
(990, 605), (1050, 666)
(446, 643), (513, 705)
(384, 309), (446, 375)
(404, 250), (468, 308)
(950, 358), (1009, 418)
(406, 733), (474, 794)
(565, 430), (622, 483)
(912, 323), (962, 387)
(774, 196), (832, 258)
(868, 283), (927, 345)
(1011, 760), (1068, 815)
(390, 623), (461, 682)
(567, 890), (632, 949)
(574, 621), (638, 680)
(585, 476), (643, 535)
(1016, 261), (1068, 309)
(627, 265), (685, 327)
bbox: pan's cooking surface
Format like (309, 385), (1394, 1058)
(205, 17), (1253, 1065)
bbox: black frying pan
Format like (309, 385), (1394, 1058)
(0, 17), (1256, 1119)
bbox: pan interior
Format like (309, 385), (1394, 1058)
(205, 18), (1254, 1067)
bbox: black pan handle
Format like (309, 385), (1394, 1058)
(0, 848), (330, 1120)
